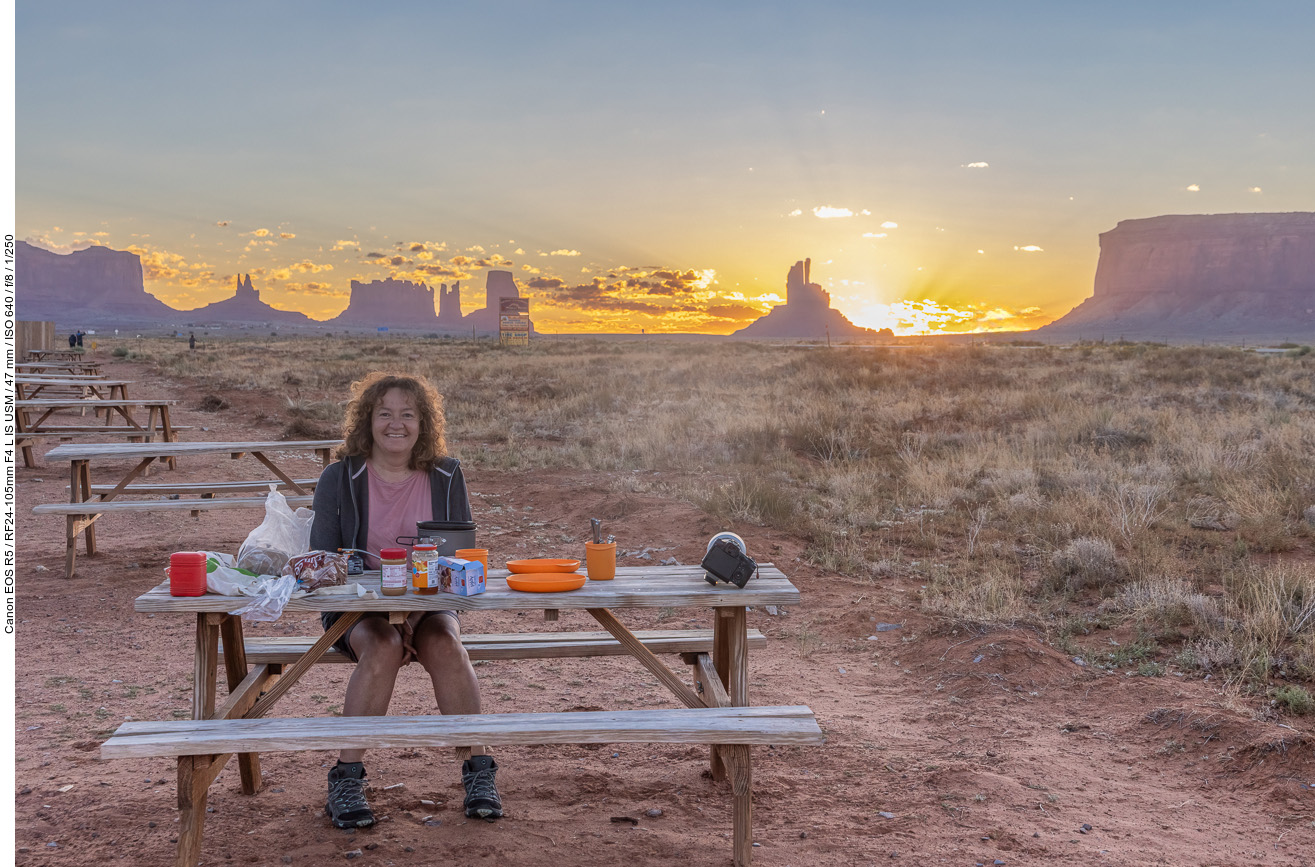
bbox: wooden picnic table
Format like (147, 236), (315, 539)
(15, 398), (181, 468)
(15, 376), (131, 401)
(27, 349), (89, 361)
(117, 565), (814, 866)
(37, 439), (340, 578)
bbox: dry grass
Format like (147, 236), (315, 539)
(118, 334), (1315, 692)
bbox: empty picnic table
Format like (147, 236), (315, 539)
(15, 398), (182, 468)
(27, 349), (88, 361)
(107, 565), (819, 866)
(37, 439), (339, 578)
(15, 376), (132, 401)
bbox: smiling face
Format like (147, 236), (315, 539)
(370, 387), (421, 465)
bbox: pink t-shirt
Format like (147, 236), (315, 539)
(363, 464), (432, 569)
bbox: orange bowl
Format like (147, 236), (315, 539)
(506, 558), (581, 574)
(505, 572), (586, 593)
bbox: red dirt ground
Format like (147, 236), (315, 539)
(11, 357), (1314, 866)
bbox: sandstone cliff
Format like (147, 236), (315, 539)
(1040, 213), (1315, 341)
(16, 240), (179, 325)
(461, 270), (533, 335)
(734, 258), (876, 340)
(327, 278), (441, 328)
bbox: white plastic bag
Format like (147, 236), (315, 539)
(201, 551), (267, 596)
(228, 573), (298, 622)
(236, 485), (314, 575)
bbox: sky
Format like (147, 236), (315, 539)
(13, 1), (1315, 334)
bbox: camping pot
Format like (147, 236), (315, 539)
(413, 520), (477, 556)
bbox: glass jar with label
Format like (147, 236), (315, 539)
(379, 547), (409, 596)
(411, 542), (440, 595)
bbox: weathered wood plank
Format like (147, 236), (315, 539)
(224, 628), (768, 663)
(34, 495), (314, 514)
(44, 439), (341, 462)
(72, 479), (320, 497)
(101, 706), (824, 758)
(133, 567), (801, 613)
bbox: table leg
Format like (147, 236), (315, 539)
(244, 612), (361, 720)
(176, 756), (209, 867)
(218, 616), (262, 794)
(713, 606), (752, 865)
(77, 460), (97, 557)
(194, 614), (220, 720)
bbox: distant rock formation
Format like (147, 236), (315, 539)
(1039, 213), (1315, 341)
(460, 270), (534, 335)
(16, 240), (179, 325)
(327, 278), (441, 329)
(437, 282), (462, 326)
(733, 258), (878, 339)
(186, 274), (316, 326)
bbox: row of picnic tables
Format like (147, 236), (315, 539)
(15, 354), (179, 468)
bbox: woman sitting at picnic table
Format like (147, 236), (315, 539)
(310, 371), (502, 828)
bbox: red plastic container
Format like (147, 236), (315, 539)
(169, 552), (208, 597)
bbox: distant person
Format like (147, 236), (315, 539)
(76, 331), (84, 348)
(309, 372), (501, 828)
(68, 332), (77, 348)
(189, 332), (196, 351)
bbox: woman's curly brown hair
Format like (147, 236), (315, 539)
(336, 372), (448, 470)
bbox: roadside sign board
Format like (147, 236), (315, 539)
(499, 297), (530, 346)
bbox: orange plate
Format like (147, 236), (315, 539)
(505, 572), (587, 593)
(506, 558), (581, 574)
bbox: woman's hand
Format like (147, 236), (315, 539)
(396, 615), (421, 666)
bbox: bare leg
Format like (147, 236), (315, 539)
(338, 615), (405, 764)
(414, 614), (486, 757)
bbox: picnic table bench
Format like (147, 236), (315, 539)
(16, 398), (182, 468)
(36, 440), (338, 578)
(16, 360), (103, 375)
(102, 566), (821, 867)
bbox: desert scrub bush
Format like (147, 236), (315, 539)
(1047, 537), (1124, 592)
(1269, 684), (1313, 715)
(111, 346), (129, 358)
(698, 473), (797, 527)
(921, 562), (1027, 627)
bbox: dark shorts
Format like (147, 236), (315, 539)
(321, 609), (459, 663)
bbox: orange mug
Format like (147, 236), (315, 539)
(455, 548), (489, 580)
(584, 542), (616, 581)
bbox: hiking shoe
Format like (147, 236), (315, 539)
(326, 762), (375, 829)
(462, 755), (503, 819)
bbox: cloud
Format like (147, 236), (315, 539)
(24, 235), (101, 254)
(365, 251), (387, 259)
(862, 232), (887, 239)
(961, 161), (989, 168)
(812, 206), (854, 219)
(549, 249), (581, 256)
(881, 221), (898, 229)
(279, 232), (296, 239)
(250, 228), (272, 237)
(287, 260), (333, 274)
(1249, 186), (1263, 193)
(788, 209), (803, 217)
(1186, 184), (1200, 192)
(331, 239), (359, 251)
(284, 281), (344, 298)
(1013, 245), (1044, 252)
(125, 244), (217, 288)
(215, 220), (231, 227)
(703, 302), (766, 322)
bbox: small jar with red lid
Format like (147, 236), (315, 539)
(380, 547), (409, 596)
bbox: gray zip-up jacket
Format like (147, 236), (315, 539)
(309, 454), (473, 554)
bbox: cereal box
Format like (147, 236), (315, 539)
(436, 556), (486, 596)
